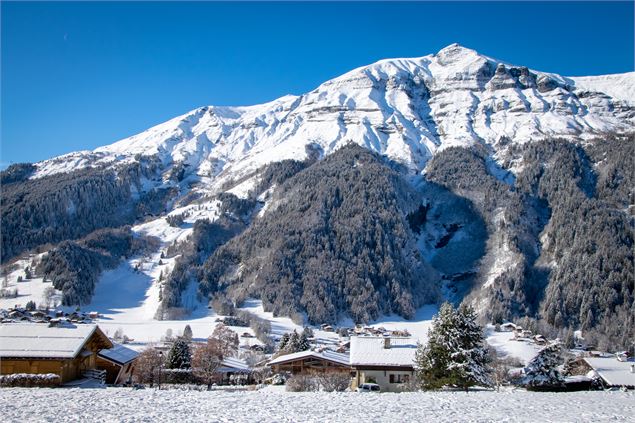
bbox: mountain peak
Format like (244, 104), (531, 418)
(438, 42), (469, 52)
(436, 43), (479, 57)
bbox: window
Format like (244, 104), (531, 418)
(389, 373), (410, 383)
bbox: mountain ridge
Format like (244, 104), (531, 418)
(32, 43), (635, 187)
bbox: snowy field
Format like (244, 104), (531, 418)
(1, 387), (633, 423)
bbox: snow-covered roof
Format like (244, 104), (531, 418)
(98, 343), (139, 365)
(350, 336), (417, 367)
(0, 323), (101, 359)
(217, 357), (250, 373)
(584, 357), (635, 387)
(268, 349), (350, 367)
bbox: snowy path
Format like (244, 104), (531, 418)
(1, 388), (632, 422)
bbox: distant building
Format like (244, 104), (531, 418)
(0, 323), (113, 383)
(350, 336), (417, 392)
(268, 349), (351, 375)
(216, 357), (253, 385)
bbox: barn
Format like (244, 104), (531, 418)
(0, 323), (113, 383)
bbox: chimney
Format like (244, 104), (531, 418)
(384, 336), (391, 349)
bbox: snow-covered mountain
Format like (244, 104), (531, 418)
(3, 44), (633, 348)
(34, 43), (635, 187)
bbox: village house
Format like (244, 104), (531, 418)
(0, 323), (113, 383)
(216, 357), (253, 385)
(268, 349), (351, 375)
(584, 355), (635, 389)
(350, 336), (417, 392)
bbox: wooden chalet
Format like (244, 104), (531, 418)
(268, 349), (351, 375)
(0, 323), (113, 383)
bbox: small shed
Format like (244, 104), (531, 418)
(97, 343), (139, 385)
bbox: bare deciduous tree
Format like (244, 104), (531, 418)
(134, 346), (164, 387)
(192, 338), (224, 390)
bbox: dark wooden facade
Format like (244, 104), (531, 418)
(270, 355), (351, 375)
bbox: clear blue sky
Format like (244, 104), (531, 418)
(2, 1), (633, 167)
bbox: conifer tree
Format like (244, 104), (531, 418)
(183, 324), (193, 342)
(25, 300), (36, 311)
(285, 330), (300, 353)
(297, 331), (311, 352)
(522, 342), (564, 390)
(166, 337), (192, 369)
(451, 305), (492, 390)
(278, 333), (290, 352)
(415, 302), (491, 390)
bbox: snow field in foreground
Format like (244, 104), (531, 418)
(1, 388), (632, 423)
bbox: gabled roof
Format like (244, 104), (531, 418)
(0, 323), (111, 359)
(268, 349), (350, 367)
(98, 343), (139, 366)
(350, 336), (417, 367)
(584, 357), (635, 387)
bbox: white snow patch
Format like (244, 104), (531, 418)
(486, 326), (542, 365)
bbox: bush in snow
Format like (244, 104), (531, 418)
(285, 375), (319, 392)
(522, 342), (565, 390)
(415, 302), (491, 391)
(0, 373), (60, 388)
(488, 349), (525, 391)
(317, 373), (351, 392)
(161, 368), (195, 384)
(268, 373), (286, 386)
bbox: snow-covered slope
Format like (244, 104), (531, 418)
(570, 73), (635, 106)
(33, 44), (635, 188)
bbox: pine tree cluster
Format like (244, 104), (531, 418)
(277, 329), (311, 354)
